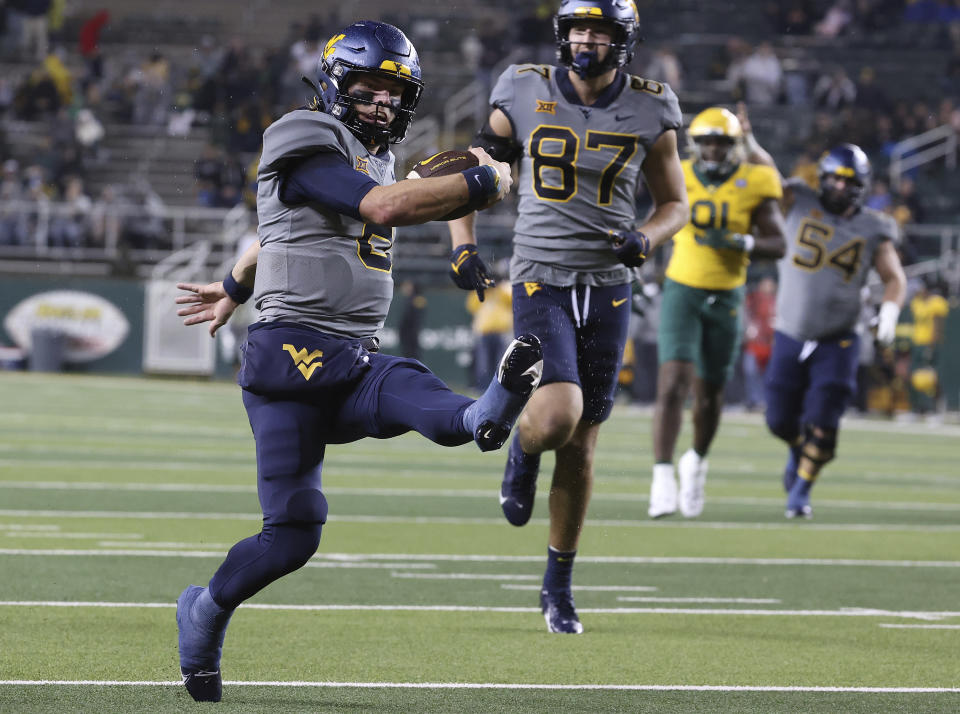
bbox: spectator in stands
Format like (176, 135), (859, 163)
(645, 45), (684, 91)
(10, 0), (50, 61)
(0, 75), (12, 117)
(75, 107), (105, 164)
(397, 280), (426, 362)
(194, 143), (223, 208)
(77, 9), (108, 91)
(467, 276), (513, 390)
(815, 0), (855, 36)
(856, 66), (891, 114)
(48, 175), (92, 248)
(895, 176), (926, 222)
(908, 278), (950, 417)
(781, 57), (810, 106)
(742, 276), (777, 411)
(766, 0), (817, 34)
(13, 66), (60, 119)
(216, 155), (247, 208)
(89, 184), (123, 249)
(730, 42), (782, 105)
(865, 177), (894, 212)
(134, 52), (171, 126)
(710, 36), (750, 81)
(813, 66), (857, 109)
(290, 20), (323, 80)
(0, 159), (27, 246)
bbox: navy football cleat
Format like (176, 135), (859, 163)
(540, 588), (583, 634)
(177, 585), (230, 703)
(500, 435), (540, 526)
(181, 669), (222, 703)
(465, 334), (543, 451)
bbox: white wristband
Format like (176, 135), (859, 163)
(741, 233), (755, 253)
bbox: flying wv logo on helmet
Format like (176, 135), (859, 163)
(554, 0), (642, 79)
(817, 143), (871, 215)
(302, 21), (424, 146)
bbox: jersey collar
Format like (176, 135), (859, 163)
(555, 68), (626, 109)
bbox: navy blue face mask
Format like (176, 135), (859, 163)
(571, 50), (603, 78)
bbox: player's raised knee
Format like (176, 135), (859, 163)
(285, 488), (329, 524)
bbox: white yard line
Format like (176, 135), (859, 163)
(2, 509), (958, 533)
(501, 585), (658, 592)
(1, 548), (958, 568)
(879, 624), (960, 630)
(1, 601), (957, 621)
(617, 597), (781, 604)
(389, 572), (540, 581)
(1, 680), (958, 693)
(5, 532), (143, 540)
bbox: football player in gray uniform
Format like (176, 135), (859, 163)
(172, 21), (543, 702)
(739, 109), (906, 519)
(448, 0), (688, 634)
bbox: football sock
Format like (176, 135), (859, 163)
(542, 546), (577, 593)
(653, 462), (674, 479)
(508, 435), (540, 474)
(179, 586), (233, 672)
(193, 587), (231, 632)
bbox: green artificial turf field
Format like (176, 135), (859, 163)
(0, 371), (957, 713)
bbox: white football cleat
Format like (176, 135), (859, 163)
(678, 448), (708, 518)
(648, 463), (678, 518)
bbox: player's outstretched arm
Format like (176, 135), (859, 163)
(873, 240), (907, 345)
(359, 146), (512, 228)
(749, 198), (788, 260)
(176, 239), (260, 336)
(737, 103), (780, 175)
(637, 130), (689, 251)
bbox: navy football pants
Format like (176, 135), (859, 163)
(208, 354), (473, 609)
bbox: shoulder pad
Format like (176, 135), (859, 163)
(261, 111), (351, 171)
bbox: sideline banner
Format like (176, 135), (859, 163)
(5, 290), (130, 363)
(0, 275), (144, 373)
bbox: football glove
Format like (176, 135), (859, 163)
(449, 243), (495, 301)
(699, 228), (755, 252)
(609, 230), (650, 268)
(875, 301), (900, 346)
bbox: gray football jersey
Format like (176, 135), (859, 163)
(491, 64), (682, 286)
(254, 110), (396, 338)
(775, 179), (898, 340)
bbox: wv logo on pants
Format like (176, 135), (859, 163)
(282, 344), (324, 380)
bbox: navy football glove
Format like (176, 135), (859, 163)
(449, 243), (495, 301)
(609, 230), (650, 268)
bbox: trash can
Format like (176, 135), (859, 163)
(29, 328), (67, 372)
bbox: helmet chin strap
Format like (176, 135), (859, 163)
(571, 50), (606, 79)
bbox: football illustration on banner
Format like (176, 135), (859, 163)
(4, 290), (130, 362)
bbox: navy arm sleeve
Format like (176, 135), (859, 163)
(279, 151), (379, 220)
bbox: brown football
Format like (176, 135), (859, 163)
(406, 150), (479, 179)
(405, 150), (482, 220)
